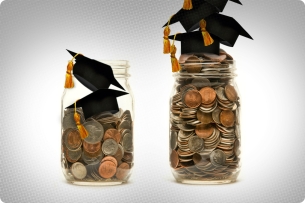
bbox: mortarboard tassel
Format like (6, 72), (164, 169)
(183, 0), (193, 10)
(170, 33), (181, 72)
(64, 53), (82, 88)
(163, 16), (173, 54)
(74, 100), (89, 139)
(200, 19), (214, 46)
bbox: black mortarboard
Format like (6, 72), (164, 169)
(168, 13), (253, 54)
(66, 49), (124, 91)
(163, 0), (242, 32)
(66, 89), (128, 119)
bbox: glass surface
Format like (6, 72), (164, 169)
(61, 60), (134, 185)
(169, 59), (241, 184)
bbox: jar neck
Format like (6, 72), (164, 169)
(99, 60), (130, 78)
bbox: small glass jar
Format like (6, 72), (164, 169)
(169, 55), (241, 184)
(61, 60), (134, 185)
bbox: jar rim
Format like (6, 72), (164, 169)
(98, 60), (130, 68)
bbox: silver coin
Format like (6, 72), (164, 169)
(210, 149), (226, 167)
(65, 147), (82, 162)
(71, 162), (87, 180)
(215, 87), (228, 101)
(212, 107), (222, 124)
(121, 110), (132, 121)
(62, 108), (85, 131)
(177, 124), (196, 131)
(102, 138), (118, 155)
(83, 119), (104, 144)
(122, 133), (133, 153)
(119, 120), (131, 130)
(170, 131), (178, 150)
(82, 151), (104, 165)
(191, 78), (211, 88)
(188, 136), (205, 153)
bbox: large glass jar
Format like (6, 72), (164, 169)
(61, 60), (134, 185)
(169, 53), (241, 184)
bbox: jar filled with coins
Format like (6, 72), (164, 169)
(169, 51), (241, 184)
(61, 55), (134, 185)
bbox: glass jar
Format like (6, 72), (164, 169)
(61, 60), (134, 185)
(169, 55), (241, 184)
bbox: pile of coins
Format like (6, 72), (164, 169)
(61, 108), (133, 182)
(170, 52), (241, 181)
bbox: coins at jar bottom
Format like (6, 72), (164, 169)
(62, 109), (134, 182)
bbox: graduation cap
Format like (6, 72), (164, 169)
(168, 13), (253, 54)
(65, 49), (124, 91)
(164, 0), (242, 32)
(66, 89), (128, 120)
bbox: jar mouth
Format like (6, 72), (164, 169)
(174, 59), (236, 78)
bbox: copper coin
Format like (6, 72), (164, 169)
(170, 150), (179, 168)
(195, 124), (214, 139)
(103, 128), (121, 143)
(184, 56), (203, 73)
(197, 111), (213, 124)
(84, 148), (102, 158)
(199, 87), (216, 104)
(66, 129), (82, 149)
(184, 90), (202, 108)
(115, 162), (130, 180)
(101, 156), (118, 167)
(220, 110), (235, 127)
(98, 160), (117, 179)
(225, 84), (238, 102)
(83, 140), (101, 154)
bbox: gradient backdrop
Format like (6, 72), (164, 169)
(0, 0), (305, 203)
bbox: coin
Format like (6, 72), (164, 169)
(65, 147), (82, 163)
(225, 84), (238, 102)
(116, 162), (130, 180)
(220, 110), (235, 127)
(195, 124), (214, 139)
(184, 56), (203, 73)
(82, 151), (104, 165)
(192, 78), (211, 88)
(98, 160), (117, 179)
(197, 111), (213, 124)
(188, 136), (205, 153)
(113, 144), (124, 164)
(212, 108), (221, 124)
(103, 128), (121, 143)
(71, 162), (87, 180)
(102, 139), (118, 156)
(62, 109), (85, 131)
(83, 140), (101, 154)
(63, 128), (82, 150)
(183, 90), (202, 108)
(170, 150), (179, 168)
(170, 131), (178, 150)
(122, 152), (133, 163)
(210, 149), (226, 167)
(215, 87), (228, 101)
(118, 120), (131, 130)
(199, 87), (216, 104)
(83, 119), (104, 144)
(122, 133), (133, 153)
(101, 156), (118, 167)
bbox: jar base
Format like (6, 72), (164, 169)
(68, 180), (126, 186)
(176, 178), (236, 185)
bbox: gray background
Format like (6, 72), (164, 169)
(0, 0), (305, 202)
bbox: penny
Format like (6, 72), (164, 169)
(84, 148), (102, 158)
(103, 128), (121, 143)
(170, 150), (179, 168)
(71, 162), (87, 180)
(199, 87), (216, 105)
(220, 110), (235, 127)
(63, 128), (82, 150)
(188, 136), (204, 153)
(101, 156), (118, 167)
(98, 160), (117, 179)
(183, 90), (202, 108)
(170, 131), (178, 150)
(184, 56), (203, 73)
(116, 162), (130, 180)
(195, 124), (214, 139)
(197, 111), (213, 124)
(225, 84), (238, 102)
(210, 149), (226, 167)
(83, 140), (101, 154)
(83, 119), (104, 144)
(65, 147), (82, 163)
(102, 139), (118, 156)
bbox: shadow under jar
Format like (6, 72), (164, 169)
(169, 56), (241, 184)
(61, 60), (134, 186)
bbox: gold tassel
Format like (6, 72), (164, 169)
(170, 33), (181, 72)
(64, 53), (82, 88)
(74, 100), (88, 139)
(163, 15), (173, 54)
(183, 0), (193, 10)
(200, 19), (214, 46)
